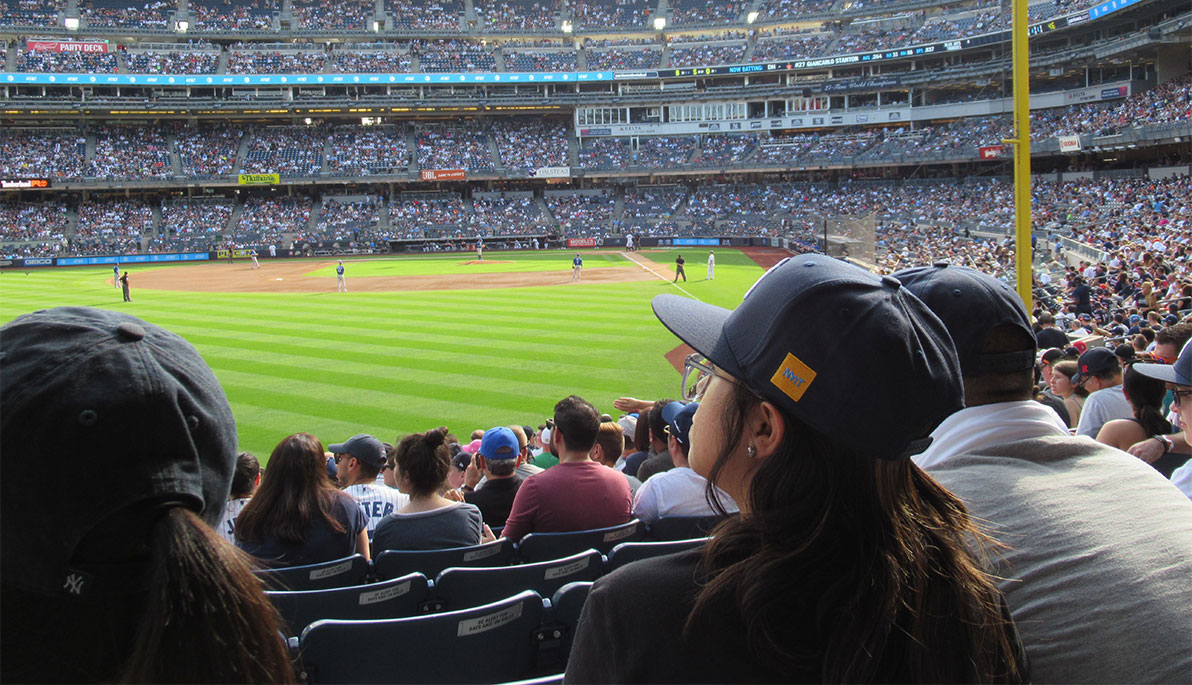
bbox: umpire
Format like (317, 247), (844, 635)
(673, 254), (686, 283)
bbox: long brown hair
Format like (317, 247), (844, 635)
(691, 383), (1021, 683)
(235, 433), (345, 545)
(1, 508), (294, 683)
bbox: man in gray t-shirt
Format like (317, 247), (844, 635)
(1072, 347), (1133, 438)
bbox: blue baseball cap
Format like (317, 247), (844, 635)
(479, 426), (519, 460)
(661, 401), (698, 446)
(652, 254), (962, 461)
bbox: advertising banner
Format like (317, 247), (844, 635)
(978, 145), (1005, 159)
(532, 166), (570, 178)
(1, 178), (51, 189)
(420, 169), (466, 181)
(1058, 136), (1082, 153)
(57, 252), (210, 266)
(26, 40), (109, 53)
(567, 238), (597, 248)
(238, 173), (280, 185)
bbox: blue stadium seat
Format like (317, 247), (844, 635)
(432, 549), (603, 612)
(373, 538), (515, 580)
(605, 538), (707, 572)
(537, 581), (594, 672)
(267, 572), (431, 636)
(254, 554), (370, 591)
(647, 514), (733, 541)
(516, 519), (644, 563)
(299, 590), (546, 684)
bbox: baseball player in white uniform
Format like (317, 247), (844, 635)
(249, 249), (260, 269)
(707, 250), (715, 280)
(336, 260), (347, 292)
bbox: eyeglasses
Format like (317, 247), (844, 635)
(681, 354), (761, 402)
(1172, 389), (1192, 406)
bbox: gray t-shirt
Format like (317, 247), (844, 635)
(926, 435), (1192, 683)
(1074, 383), (1132, 438)
(371, 502), (483, 553)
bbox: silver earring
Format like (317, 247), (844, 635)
(747, 445), (757, 458)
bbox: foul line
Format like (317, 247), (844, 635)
(619, 252), (701, 301)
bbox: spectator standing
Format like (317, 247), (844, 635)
(502, 396), (632, 542)
(1034, 312), (1068, 349)
(896, 263), (1192, 683)
(330, 434), (409, 535)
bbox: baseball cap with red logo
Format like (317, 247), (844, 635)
(1072, 347), (1120, 384)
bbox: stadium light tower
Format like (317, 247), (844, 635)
(654, 16), (666, 30)
(1006, 0), (1032, 311)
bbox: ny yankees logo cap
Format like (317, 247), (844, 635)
(651, 254), (963, 461)
(1, 307), (237, 597)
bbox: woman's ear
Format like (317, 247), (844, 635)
(748, 401), (787, 461)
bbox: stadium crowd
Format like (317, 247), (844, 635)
(124, 48), (220, 74)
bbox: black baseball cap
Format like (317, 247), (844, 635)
(893, 263), (1036, 377)
(328, 433), (386, 470)
(1, 307), (237, 597)
(1072, 347), (1120, 384)
(652, 254), (962, 461)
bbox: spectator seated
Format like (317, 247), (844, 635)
(623, 186), (686, 218)
(326, 125), (411, 175)
(17, 45), (118, 73)
(228, 46), (327, 75)
(545, 191), (614, 232)
(491, 119), (567, 172)
(235, 195), (313, 241)
(386, 0), (461, 30)
(667, 39), (747, 68)
(691, 133), (758, 166)
(292, 0), (373, 30)
(0, 0), (65, 25)
(0, 201), (70, 247)
(175, 123), (244, 178)
(471, 194), (548, 233)
(751, 30), (834, 61)
(571, 0), (652, 27)
(74, 198), (156, 255)
(585, 41), (662, 70)
(577, 137), (630, 169)
(416, 39), (496, 73)
(0, 129), (86, 179)
(190, 0), (276, 31)
(80, 0), (170, 27)
(416, 124), (494, 171)
(314, 196), (381, 239)
(389, 193), (468, 236)
(241, 126), (325, 176)
(87, 126), (172, 180)
(124, 45), (220, 74)
(504, 48), (577, 72)
(330, 45), (412, 72)
(668, 0), (745, 25)
(475, 0), (559, 31)
(755, 0), (835, 20)
(632, 136), (695, 168)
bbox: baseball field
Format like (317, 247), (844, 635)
(0, 247), (787, 461)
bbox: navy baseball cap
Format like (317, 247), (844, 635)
(1072, 347), (1120, 384)
(893, 263), (1036, 377)
(661, 401), (699, 446)
(479, 426), (519, 460)
(328, 434), (386, 470)
(1134, 339), (1192, 386)
(652, 254), (962, 461)
(1, 307), (237, 597)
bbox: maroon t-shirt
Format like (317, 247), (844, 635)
(501, 461), (632, 542)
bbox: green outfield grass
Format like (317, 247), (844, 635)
(309, 250), (627, 277)
(0, 248), (768, 462)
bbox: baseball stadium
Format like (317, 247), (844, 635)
(1, 0), (1191, 680)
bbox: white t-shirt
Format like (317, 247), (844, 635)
(1075, 383), (1133, 438)
(631, 466), (738, 525)
(219, 497), (252, 543)
(344, 483), (410, 533)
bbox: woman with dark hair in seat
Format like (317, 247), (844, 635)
(235, 432), (369, 567)
(565, 255), (1027, 684)
(371, 427), (491, 552)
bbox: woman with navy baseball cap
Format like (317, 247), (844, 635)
(565, 255), (1026, 683)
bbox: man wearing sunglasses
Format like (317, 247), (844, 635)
(1131, 340), (1192, 499)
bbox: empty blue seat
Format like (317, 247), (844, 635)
(516, 520), (644, 563)
(432, 549), (603, 612)
(267, 572), (430, 636)
(299, 590), (545, 684)
(373, 538), (515, 580)
(254, 554), (370, 591)
(647, 514), (732, 541)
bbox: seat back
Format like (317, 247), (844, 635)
(542, 581), (594, 671)
(373, 538), (514, 580)
(267, 572), (430, 636)
(647, 514), (730, 541)
(255, 554), (370, 591)
(433, 549), (603, 612)
(300, 590), (545, 684)
(516, 520), (643, 563)
(606, 538), (707, 572)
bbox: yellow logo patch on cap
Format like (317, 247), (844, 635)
(770, 353), (817, 402)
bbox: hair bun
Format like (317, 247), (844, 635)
(424, 427), (448, 448)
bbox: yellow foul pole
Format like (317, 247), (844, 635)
(1007, 0), (1033, 312)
